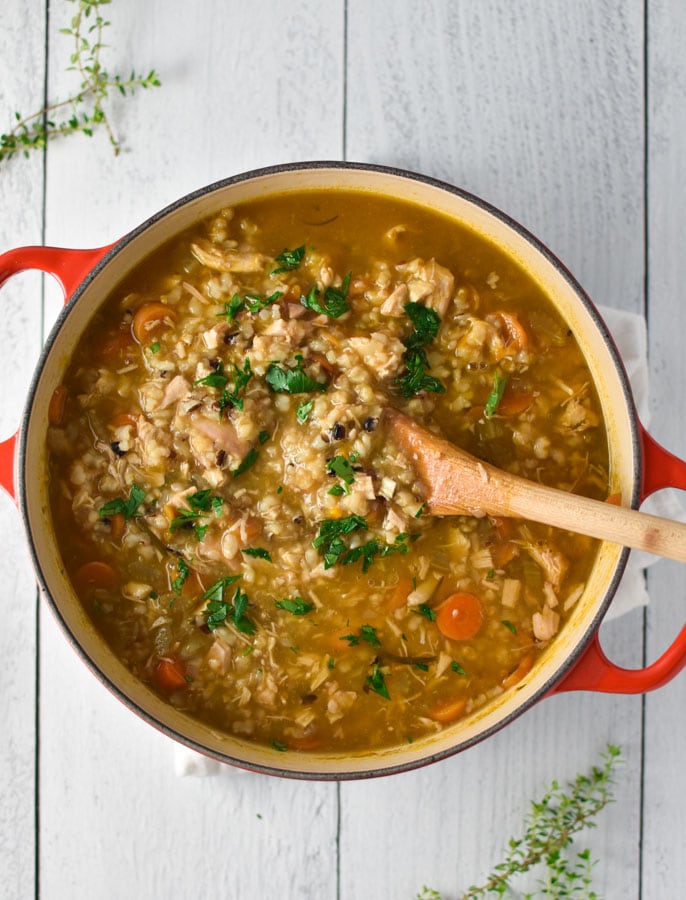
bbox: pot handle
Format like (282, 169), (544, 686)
(0, 244), (114, 502)
(553, 421), (686, 694)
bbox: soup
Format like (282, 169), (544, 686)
(46, 190), (609, 753)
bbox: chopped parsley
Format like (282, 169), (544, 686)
(502, 619), (518, 635)
(414, 661), (429, 672)
(395, 301), (445, 398)
(272, 245), (305, 274)
(195, 364), (229, 390)
(485, 370), (508, 417)
(202, 577), (256, 635)
(313, 514), (368, 569)
(218, 358), (253, 416)
(98, 483), (146, 521)
(187, 490), (224, 515)
(265, 355), (328, 395)
(296, 399), (314, 424)
(366, 664), (390, 700)
(169, 508), (202, 533)
(327, 484), (347, 497)
(414, 502), (426, 518)
(414, 603), (437, 622)
(340, 625), (381, 648)
(232, 448), (259, 478)
(149, 341), (161, 353)
(218, 291), (282, 322)
(451, 661), (468, 676)
(340, 532), (414, 573)
(242, 547), (272, 562)
(326, 455), (356, 484)
(275, 596), (314, 616)
(171, 558), (190, 595)
(271, 739), (288, 752)
(301, 272), (352, 318)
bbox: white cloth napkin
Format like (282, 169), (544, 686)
(174, 305), (679, 775)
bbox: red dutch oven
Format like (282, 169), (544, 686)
(2, 162), (686, 779)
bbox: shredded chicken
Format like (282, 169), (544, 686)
(526, 543), (569, 593)
(396, 257), (454, 317)
(190, 239), (268, 273)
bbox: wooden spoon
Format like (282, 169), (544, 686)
(385, 408), (686, 563)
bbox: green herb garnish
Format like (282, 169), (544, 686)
(366, 663), (390, 700)
(258, 429), (270, 444)
(232, 448), (259, 478)
(313, 514), (368, 568)
(275, 597), (314, 616)
(218, 291), (282, 323)
(415, 603), (437, 622)
(395, 302), (445, 398)
(502, 619), (517, 634)
(301, 272), (352, 318)
(242, 548), (272, 562)
(195, 362), (229, 390)
(271, 739), (288, 752)
(187, 490), (224, 514)
(326, 455), (356, 485)
(171, 558), (190, 595)
(218, 358), (253, 416)
(485, 370), (508, 418)
(296, 399), (314, 424)
(327, 484), (347, 497)
(98, 483), (146, 521)
(265, 355), (328, 395)
(149, 341), (161, 353)
(169, 509), (202, 533)
(272, 245), (305, 274)
(203, 577), (255, 635)
(451, 661), (467, 676)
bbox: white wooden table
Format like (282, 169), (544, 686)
(1, 2), (685, 897)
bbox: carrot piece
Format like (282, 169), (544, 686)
(497, 386), (534, 417)
(502, 653), (535, 689)
(436, 592), (484, 640)
(181, 568), (203, 600)
(100, 330), (135, 360)
(606, 492), (622, 506)
(131, 302), (177, 344)
(109, 512), (125, 542)
(491, 541), (519, 568)
(387, 574), (415, 610)
(109, 412), (138, 429)
(48, 384), (67, 426)
(74, 560), (118, 590)
(288, 734), (321, 752)
(428, 696), (468, 724)
(494, 311), (529, 351)
(153, 658), (188, 692)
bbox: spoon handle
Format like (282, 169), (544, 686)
(387, 409), (686, 563)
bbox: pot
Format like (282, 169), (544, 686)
(2, 162), (686, 779)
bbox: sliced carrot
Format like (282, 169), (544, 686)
(497, 386), (534, 417)
(109, 412), (138, 429)
(74, 560), (118, 590)
(109, 513), (125, 542)
(131, 302), (177, 344)
(387, 574), (415, 610)
(606, 492), (622, 506)
(100, 330), (136, 360)
(494, 311), (529, 352)
(181, 568), (204, 600)
(436, 592), (484, 641)
(48, 384), (67, 426)
(428, 696), (468, 724)
(152, 658), (188, 692)
(491, 541), (519, 568)
(288, 734), (321, 752)
(502, 653), (535, 689)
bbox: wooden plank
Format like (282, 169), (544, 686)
(38, 2), (343, 898)
(643, 0), (686, 894)
(343, 2), (645, 897)
(0, 2), (46, 897)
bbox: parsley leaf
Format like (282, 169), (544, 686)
(395, 301), (446, 398)
(265, 356), (328, 395)
(313, 515), (368, 568)
(242, 547), (272, 562)
(366, 664), (390, 700)
(275, 596), (314, 616)
(217, 293), (244, 324)
(502, 619), (518, 635)
(98, 483), (146, 521)
(484, 370), (508, 417)
(327, 483), (347, 497)
(195, 363), (229, 390)
(169, 509), (202, 533)
(272, 245), (305, 274)
(451, 661), (467, 676)
(218, 291), (282, 324)
(414, 603), (437, 622)
(203, 578), (256, 635)
(301, 272), (352, 318)
(171, 558), (190, 595)
(296, 399), (314, 424)
(232, 448), (259, 477)
(326, 455), (356, 485)
(218, 358), (253, 416)
(187, 490), (224, 514)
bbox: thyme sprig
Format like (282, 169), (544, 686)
(0, 0), (161, 164)
(417, 745), (621, 899)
